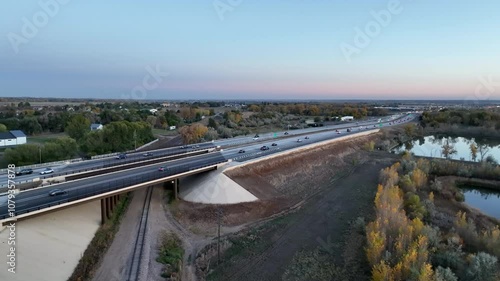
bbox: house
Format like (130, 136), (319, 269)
(0, 130), (27, 147)
(90, 123), (103, 131)
(341, 116), (354, 121)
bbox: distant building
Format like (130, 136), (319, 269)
(90, 123), (103, 131)
(149, 109), (158, 114)
(0, 130), (27, 147)
(341, 116), (354, 121)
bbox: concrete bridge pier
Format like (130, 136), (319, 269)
(100, 194), (121, 225)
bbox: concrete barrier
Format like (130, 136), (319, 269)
(0, 158), (83, 174)
(136, 139), (159, 151)
(224, 129), (380, 172)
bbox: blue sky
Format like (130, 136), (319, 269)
(1, 0), (499, 100)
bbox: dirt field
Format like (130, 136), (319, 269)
(167, 134), (399, 281)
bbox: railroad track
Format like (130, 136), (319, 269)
(127, 186), (153, 281)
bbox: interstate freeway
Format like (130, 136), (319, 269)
(0, 113), (418, 221)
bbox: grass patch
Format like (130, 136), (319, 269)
(152, 128), (178, 136)
(206, 214), (294, 281)
(157, 232), (184, 279)
(67, 194), (130, 281)
(27, 133), (66, 144)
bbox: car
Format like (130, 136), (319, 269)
(297, 139), (302, 142)
(180, 145), (188, 149)
(284, 132), (289, 135)
(238, 149), (246, 153)
(158, 166), (166, 171)
(260, 146), (269, 151)
(48, 189), (66, 196)
(143, 152), (153, 157)
(115, 153), (127, 159)
(271, 143), (278, 146)
(305, 136), (309, 139)
(15, 168), (33, 176)
(40, 168), (54, 175)
(253, 137), (259, 140)
(193, 145), (199, 148)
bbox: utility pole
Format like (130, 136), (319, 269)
(216, 206), (222, 266)
(133, 129), (137, 151)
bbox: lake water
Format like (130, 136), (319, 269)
(394, 136), (500, 162)
(462, 188), (500, 219)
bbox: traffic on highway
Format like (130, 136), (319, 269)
(0, 113), (417, 221)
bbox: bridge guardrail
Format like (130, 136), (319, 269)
(0, 158), (83, 174)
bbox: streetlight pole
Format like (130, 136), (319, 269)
(134, 129), (137, 151)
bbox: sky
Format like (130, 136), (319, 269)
(1, 0), (499, 101)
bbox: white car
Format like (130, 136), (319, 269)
(40, 168), (54, 175)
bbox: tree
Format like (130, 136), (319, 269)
(441, 140), (457, 159)
(0, 123), (7, 132)
(208, 118), (218, 130)
(404, 124), (415, 138)
(4, 144), (40, 166)
(470, 143), (478, 162)
(65, 114), (91, 140)
(18, 117), (42, 135)
(179, 124), (208, 144)
(465, 252), (498, 281)
(478, 144), (490, 162)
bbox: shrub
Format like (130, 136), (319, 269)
(411, 168), (428, 189)
(404, 192), (427, 220)
(432, 249), (465, 273)
(435, 266), (458, 281)
(454, 191), (465, 202)
(465, 252), (498, 281)
(399, 174), (416, 193)
(364, 141), (375, 151)
(379, 163), (400, 188)
(430, 180), (443, 192)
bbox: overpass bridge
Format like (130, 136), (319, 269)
(0, 152), (228, 225)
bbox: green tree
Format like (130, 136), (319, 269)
(4, 144), (40, 166)
(65, 114), (90, 140)
(0, 123), (7, 132)
(19, 117), (42, 135)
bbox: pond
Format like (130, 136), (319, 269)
(462, 188), (500, 219)
(393, 136), (500, 162)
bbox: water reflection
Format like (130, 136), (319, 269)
(462, 188), (500, 219)
(394, 136), (500, 161)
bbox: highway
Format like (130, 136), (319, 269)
(0, 114), (399, 186)
(0, 113), (417, 220)
(0, 143), (217, 186)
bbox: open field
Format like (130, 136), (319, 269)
(152, 128), (178, 137)
(166, 132), (399, 280)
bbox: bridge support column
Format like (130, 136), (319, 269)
(101, 199), (107, 225)
(173, 179), (178, 200)
(106, 197), (112, 220)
